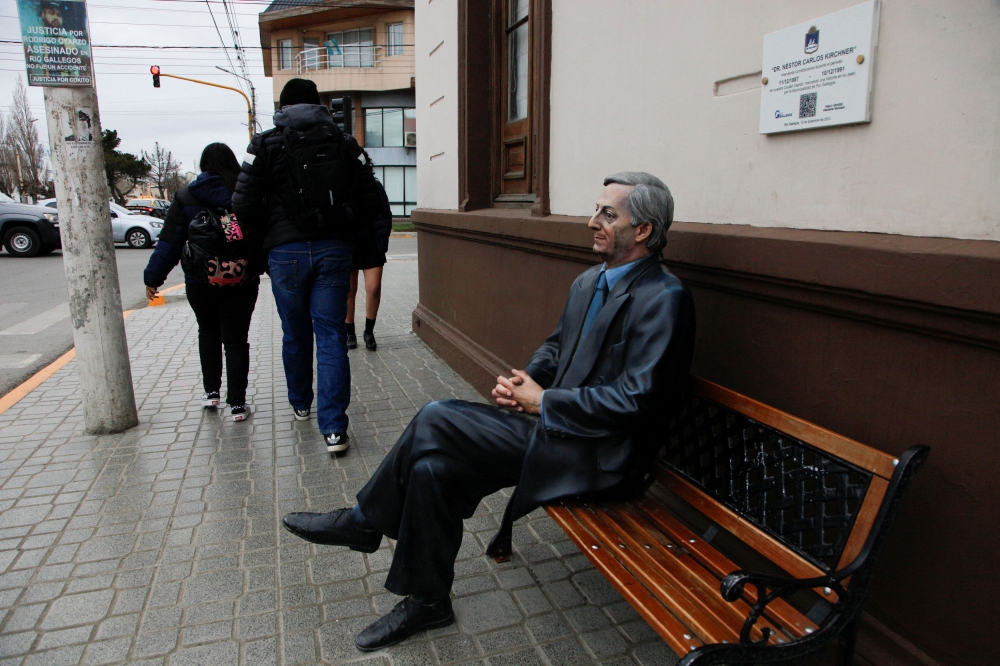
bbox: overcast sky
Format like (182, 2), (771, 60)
(1, 0), (276, 175)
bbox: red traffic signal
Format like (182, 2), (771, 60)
(150, 65), (160, 88)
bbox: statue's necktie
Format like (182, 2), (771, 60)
(581, 272), (609, 339)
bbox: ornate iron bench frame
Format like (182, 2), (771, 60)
(545, 376), (929, 665)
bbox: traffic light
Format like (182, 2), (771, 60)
(150, 65), (160, 88)
(330, 95), (352, 135)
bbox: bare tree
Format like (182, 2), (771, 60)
(0, 115), (18, 197)
(142, 142), (182, 200)
(8, 76), (48, 198)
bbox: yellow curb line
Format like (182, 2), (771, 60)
(0, 309), (135, 417)
(148, 283), (186, 307)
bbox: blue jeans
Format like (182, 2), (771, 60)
(268, 240), (352, 434)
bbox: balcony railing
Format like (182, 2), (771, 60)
(295, 46), (384, 74)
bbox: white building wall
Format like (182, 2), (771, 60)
(549, 0), (1000, 241)
(415, 0), (459, 210)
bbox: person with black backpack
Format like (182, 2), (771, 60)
(233, 78), (381, 455)
(144, 143), (263, 421)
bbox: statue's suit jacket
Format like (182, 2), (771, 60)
(487, 252), (696, 558)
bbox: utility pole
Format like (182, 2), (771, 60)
(16, 0), (138, 434)
(43, 88), (138, 434)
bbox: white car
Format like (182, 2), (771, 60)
(39, 199), (164, 248)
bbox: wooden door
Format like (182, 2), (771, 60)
(498, 0), (532, 197)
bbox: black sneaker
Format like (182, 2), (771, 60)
(293, 407), (310, 421)
(355, 596), (454, 651)
(346, 332), (358, 349)
(363, 330), (377, 351)
(231, 404), (251, 422)
(325, 432), (349, 455)
(201, 391), (221, 407)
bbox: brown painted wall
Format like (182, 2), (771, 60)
(411, 208), (1000, 666)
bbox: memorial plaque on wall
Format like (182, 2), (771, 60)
(16, 0), (94, 87)
(760, 0), (879, 134)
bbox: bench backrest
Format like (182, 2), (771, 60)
(656, 376), (900, 582)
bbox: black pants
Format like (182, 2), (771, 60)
(186, 281), (259, 405)
(356, 399), (538, 599)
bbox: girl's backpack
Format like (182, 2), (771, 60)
(181, 207), (251, 286)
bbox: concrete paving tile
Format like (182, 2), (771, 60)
(454, 591), (523, 634)
(36, 625), (94, 650)
(487, 647), (545, 666)
(541, 638), (593, 666)
(181, 619), (232, 646)
(83, 636), (131, 665)
(478, 627), (530, 654)
(22, 644), (85, 666)
(170, 641), (240, 665)
(632, 640), (679, 666)
(96, 613), (139, 639)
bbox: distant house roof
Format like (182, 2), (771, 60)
(263, 0), (323, 12)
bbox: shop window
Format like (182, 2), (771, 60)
(373, 166), (417, 217)
(365, 108), (413, 147)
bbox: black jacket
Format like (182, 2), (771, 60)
(232, 103), (381, 250)
(143, 172), (260, 288)
(486, 253), (696, 558)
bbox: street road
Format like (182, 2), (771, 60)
(0, 234), (418, 398)
(0, 247), (185, 397)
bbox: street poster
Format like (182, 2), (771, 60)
(16, 0), (94, 87)
(759, 1), (880, 134)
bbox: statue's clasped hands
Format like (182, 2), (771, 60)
(492, 369), (543, 415)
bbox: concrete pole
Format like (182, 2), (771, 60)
(42, 86), (138, 434)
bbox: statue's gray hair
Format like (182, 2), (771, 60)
(602, 172), (673, 253)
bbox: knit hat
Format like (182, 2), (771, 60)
(279, 78), (320, 107)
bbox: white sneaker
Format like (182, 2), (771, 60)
(231, 404), (252, 422)
(294, 407), (310, 421)
(201, 391), (221, 407)
(325, 432), (349, 455)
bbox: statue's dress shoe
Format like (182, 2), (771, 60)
(355, 596), (454, 651)
(281, 508), (382, 553)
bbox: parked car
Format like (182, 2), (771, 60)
(0, 192), (61, 257)
(125, 198), (169, 219)
(39, 198), (163, 249)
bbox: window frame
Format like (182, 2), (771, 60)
(364, 107), (414, 148)
(325, 28), (375, 69)
(456, 0), (551, 215)
(277, 38), (293, 70)
(387, 22), (404, 57)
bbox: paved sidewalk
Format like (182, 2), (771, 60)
(0, 255), (678, 665)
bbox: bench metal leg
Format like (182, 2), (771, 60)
(835, 614), (860, 666)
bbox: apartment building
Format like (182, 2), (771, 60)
(259, 0), (417, 216)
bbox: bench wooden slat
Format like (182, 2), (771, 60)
(568, 503), (741, 645)
(635, 496), (819, 639)
(689, 376), (898, 480)
(547, 504), (706, 658)
(594, 502), (787, 644)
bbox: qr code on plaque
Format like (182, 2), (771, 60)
(799, 92), (818, 118)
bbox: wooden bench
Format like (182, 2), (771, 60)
(546, 376), (929, 666)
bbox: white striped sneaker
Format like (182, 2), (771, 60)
(201, 391), (221, 407)
(231, 404), (252, 422)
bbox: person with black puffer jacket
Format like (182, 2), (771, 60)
(233, 78), (382, 456)
(144, 143), (263, 422)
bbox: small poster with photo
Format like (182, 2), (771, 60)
(16, 0), (94, 87)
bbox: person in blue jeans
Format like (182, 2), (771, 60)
(233, 78), (382, 454)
